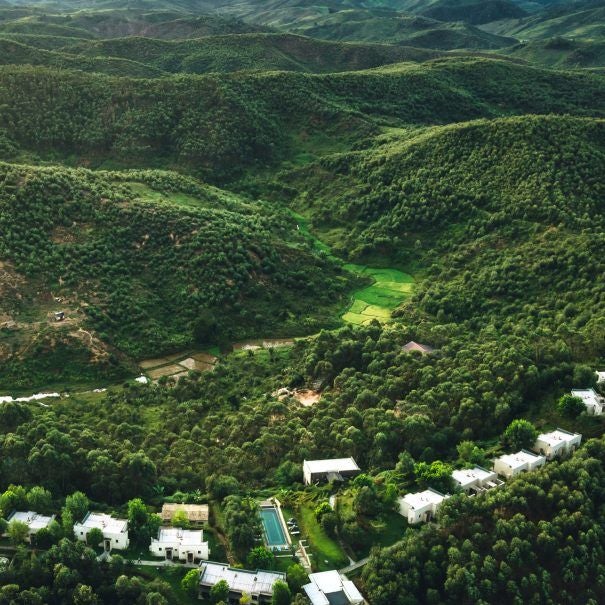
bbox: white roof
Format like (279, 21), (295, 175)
(596, 371), (605, 384)
(498, 450), (543, 469)
(571, 388), (602, 406)
(452, 467), (494, 487)
(304, 571), (364, 605)
(199, 562), (285, 596)
(155, 527), (204, 547)
(77, 512), (127, 534)
(7, 511), (54, 531)
(536, 429), (581, 447)
(401, 489), (447, 510)
(304, 458), (360, 474)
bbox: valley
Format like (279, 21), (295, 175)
(0, 1), (605, 604)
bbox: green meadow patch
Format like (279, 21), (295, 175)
(342, 264), (414, 325)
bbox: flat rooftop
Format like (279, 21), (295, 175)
(156, 527), (204, 546)
(572, 388), (603, 404)
(78, 512), (127, 534)
(199, 562), (285, 596)
(452, 467), (494, 486)
(536, 429), (581, 447)
(498, 450), (543, 468)
(304, 458), (360, 474)
(7, 511), (54, 531)
(160, 503), (209, 522)
(401, 489), (447, 510)
(304, 571), (364, 605)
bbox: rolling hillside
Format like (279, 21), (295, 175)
(1, 58), (604, 181)
(0, 164), (352, 387)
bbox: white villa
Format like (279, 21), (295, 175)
(493, 450), (546, 479)
(198, 561), (285, 604)
(402, 341), (435, 355)
(571, 388), (604, 415)
(303, 458), (361, 485)
(452, 466), (502, 494)
(596, 371), (605, 384)
(150, 527), (209, 563)
(73, 512), (129, 552)
(533, 429), (581, 460)
(303, 571), (364, 605)
(5, 511), (55, 542)
(397, 488), (448, 524)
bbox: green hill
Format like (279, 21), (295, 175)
(1, 58), (604, 181)
(394, 0), (527, 25)
(39, 33), (452, 74)
(0, 164), (352, 388)
(505, 36), (605, 68)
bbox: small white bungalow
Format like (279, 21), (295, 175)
(73, 512), (129, 552)
(571, 388), (604, 415)
(493, 450), (546, 479)
(595, 371), (605, 385)
(402, 341), (434, 355)
(5, 511), (55, 542)
(533, 429), (581, 460)
(451, 466), (502, 494)
(150, 527), (209, 563)
(303, 458), (360, 485)
(397, 488), (448, 524)
(303, 571), (364, 605)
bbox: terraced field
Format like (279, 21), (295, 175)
(342, 265), (414, 325)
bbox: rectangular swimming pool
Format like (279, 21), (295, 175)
(260, 507), (288, 547)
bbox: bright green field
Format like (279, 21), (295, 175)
(342, 264), (414, 325)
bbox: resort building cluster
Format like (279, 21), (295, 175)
(399, 428), (582, 524)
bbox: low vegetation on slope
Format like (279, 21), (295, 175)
(0, 165), (352, 387)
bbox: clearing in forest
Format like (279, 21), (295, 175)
(341, 265), (414, 325)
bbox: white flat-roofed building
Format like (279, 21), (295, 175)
(303, 570), (365, 605)
(452, 466), (501, 494)
(493, 450), (546, 479)
(198, 561), (285, 604)
(402, 341), (435, 355)
(5, 511), (55, 542)
(150, 527), (209, 562)
(73, 512), (129, 552)
(303, 458), (361, 485)
(596, 372), (605, 384)
(397, 488), (448, 524)
(533, 429), (581, 460)
(571, 388), (604, 415)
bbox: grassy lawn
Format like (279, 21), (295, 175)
(298, 503), (348, 572)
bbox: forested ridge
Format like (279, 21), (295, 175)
(0, 1), (605, 604)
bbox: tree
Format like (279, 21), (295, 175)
(240, 593), (252, 605)
(86, 527), (104, 548)
(248, 546), (274, 569)
(272, 580), (291, 605)
(8, 520), (29, 545)
(207, 475), (240, 500)
(171, 509), (190, 529)
(210, 579), (230, 604)
(287, 564), (308, 593)
(63, 492), (89, 523)
(0, 485), (27, 516)
(502, 419), (538, 451)
(557, 394), (585, 418)
(314, 502), (332, 521)
(26, 486), (53, 514)
(127, 498), (149, 543)
(73, 584), (99, 605)
(181, 569), (200, 597)
(414, 461), (454, 493)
